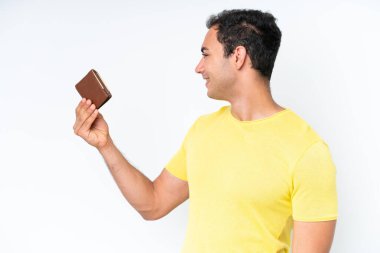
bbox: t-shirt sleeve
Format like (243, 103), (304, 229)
(164, 118), (199, 181)
(291, 140), (338, 222)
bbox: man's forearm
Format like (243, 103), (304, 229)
(98, 137), (156, 219)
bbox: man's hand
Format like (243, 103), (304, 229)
(73, 98), (110, 149)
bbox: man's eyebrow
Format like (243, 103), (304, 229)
(201, 47), (209, 53)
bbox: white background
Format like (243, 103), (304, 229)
(1, 0), (379, 252)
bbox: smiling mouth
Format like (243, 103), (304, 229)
(202, 76), (209, 86)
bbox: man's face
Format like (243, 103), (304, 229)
(195, 27), (236, 101)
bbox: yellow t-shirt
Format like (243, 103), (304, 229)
(165, 105), (338, 253)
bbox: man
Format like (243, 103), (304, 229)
(73, 9), (337, 253)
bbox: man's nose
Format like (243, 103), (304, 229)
(195, 58), (204, 74)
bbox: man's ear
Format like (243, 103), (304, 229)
(233, 46), (247, 70)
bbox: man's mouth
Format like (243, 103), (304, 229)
(202, 76), (209, 87)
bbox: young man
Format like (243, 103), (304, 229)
(73, 9), (337, 253)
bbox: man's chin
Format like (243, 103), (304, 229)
(206, 89), (213, 98)
(207, 89), (227, 101)
(206, 90), (223, 101)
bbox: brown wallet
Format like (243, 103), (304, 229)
(75, 69), (112, 109)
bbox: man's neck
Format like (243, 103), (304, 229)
(229, 78), (285, 121)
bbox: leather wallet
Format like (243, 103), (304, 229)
(75, 69), (112, 109)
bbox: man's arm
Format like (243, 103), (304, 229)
(98, 140), (189, 220)
(292, 220), (337, 253)
(74, 99), (188, 220)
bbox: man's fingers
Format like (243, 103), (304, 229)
(76, 102), (95, 133)
(73, 98), (87, 130)
(80, 104), (98, 133)
(73, 99), (93, 134)
(75, 98), (86, 114)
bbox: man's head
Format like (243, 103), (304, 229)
(195, 9), (282, 100)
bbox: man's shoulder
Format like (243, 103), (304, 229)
(278, 108), (331, 162)
(284, 109), (324, 142)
